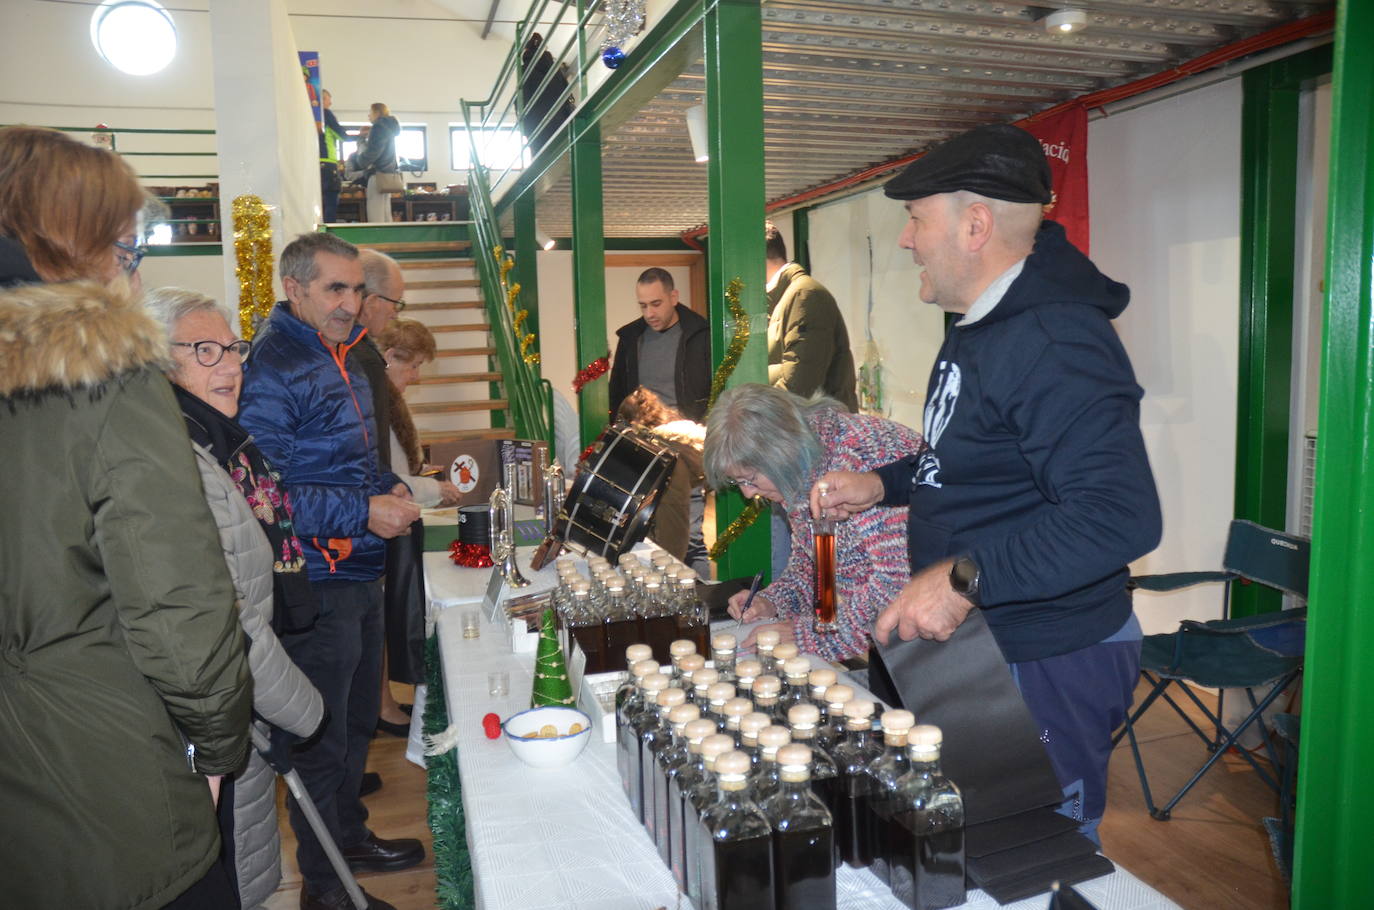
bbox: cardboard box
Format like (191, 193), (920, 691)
(501, 439), (549, 507)
(427, 438), (501, 508)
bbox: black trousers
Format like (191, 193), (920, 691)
(282, 578), (384, 892)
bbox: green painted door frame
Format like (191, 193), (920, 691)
(1234, 45), (1332, 617)
(1292, 3), (1374, 906)
(570, 118), (608, 446)
(705, 0), (771, 581)
(791, 207), (811, 272)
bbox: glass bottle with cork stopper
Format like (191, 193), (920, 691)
(604, 578), (642, 669)
(808, 667), (838, 710)
(626, 673), (670, 822)
(721, 697), (753, 749)
(668, 638), (698, 686)
(779, 656), (813, 717)
(617, 656), (660, 807)
(670, 718), (720, 896)
(889, 725), (966, 910)
(706, 682), (738, 733)
(677, 653), (707, 695)
(788, 703), (841, 840)
(642, 685), (688, 847)
(813, 480), (839, 635)
(696, 749), (775, 910)
(655, 702), (703, 876)
(760, 744), (838, 910)
(675, 574), (710, 655)
(866, 708), (916, 887)
(738, 711), (771, 774)
(734, 658), (763, 701)
(832, 698), (883, 869)
(689, 667), (721, 713)
(684, 734), (739, 910)
(755, 628), (781, 676)
(751, 674), (787, 725)
(751, 724), (793, 804)
(711, 631), (739, 684)
(817, 683), (854, 755)
(640, 573), (679, 659)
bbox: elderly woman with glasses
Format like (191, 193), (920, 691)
(144, 287), (327, 910)
(706, 384), (923, 660)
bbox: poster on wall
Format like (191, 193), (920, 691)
(1019, 106), (1089, 255)
(299, 51), (322, 134)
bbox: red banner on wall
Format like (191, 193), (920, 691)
(1018, 106), (1089, 255)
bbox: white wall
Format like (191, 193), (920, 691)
(1091, 79), (1243, 632)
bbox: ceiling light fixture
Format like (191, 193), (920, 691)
(685, 104), (709, 163)
(1044, 9), (1088, 34)
(535, 229), (557, 251)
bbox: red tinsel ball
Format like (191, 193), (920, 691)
(449, 540), (494, 568)
(482, 712), (502, 739)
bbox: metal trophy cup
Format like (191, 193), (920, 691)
(490, 462), (530, 588)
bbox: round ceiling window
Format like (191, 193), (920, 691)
(90, 1), (177, 76)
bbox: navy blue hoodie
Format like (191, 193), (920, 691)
(875, 221), (1162, 663)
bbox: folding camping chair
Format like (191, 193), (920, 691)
(1113, 519), (1309, 821)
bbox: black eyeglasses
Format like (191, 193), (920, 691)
(114, 240), (146, 275)
(727, 473), (760, 489)
(374, 293), (407, 312)
(172, 339), (252, 366)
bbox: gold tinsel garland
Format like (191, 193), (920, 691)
(232, 195), (275, 339)
(705, 276), (766, 559)
(492, 245), (540, 365)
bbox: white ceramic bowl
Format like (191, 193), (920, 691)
(502, 705), (593, 768)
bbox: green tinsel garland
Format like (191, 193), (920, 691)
(424, 634), (475, 909)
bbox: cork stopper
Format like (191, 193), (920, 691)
(701, 733), (735, 760)
(670, 639), (698, 659)
(669, 704), (702, 727)
(777, 744), (814, 781)
(715, 750), (751, 779)
(782, 657), (811, 680)
(644, 574), (663, 590)
(825, 684), (855, 708)
(657, 687), (687, 708)
(678, 654), (706, 675)
(734, 659), (763, 684)
(788, 703), (821, 729)
(641, 673), (669, 693)
(606, 578), (627, 594)
(691, 668), (721, 691)
(685, 718), (717, 746)
(773, 643), (800, 663)
(677, 575), (696, 589)
(711, 632), (737, 653)
(625, 644), (653, 664)
(756, 629), (781, 649)
(880, 709), (915, 732)
(573, 581), (591, 596)
(843, 699), (876, 726)
(808, 668), (838, 691)
(631, 659), (659, 679)
(723, 698), (753, 721)
(740, 712), (772, 738)
(707, 682), (736, 706)
(908, 724), (943, 750)
(758, 725), (792, 757)
(753, 675), (782, 698)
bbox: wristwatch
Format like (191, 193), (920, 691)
(949, 556), (981, 605)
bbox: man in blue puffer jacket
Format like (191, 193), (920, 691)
(239, 232), (424, 910)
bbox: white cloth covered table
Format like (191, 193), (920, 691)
(428, 554), (1182, 910)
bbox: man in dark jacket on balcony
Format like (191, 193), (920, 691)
(607, 267), (710, 423)
(238, 232), (424, 910)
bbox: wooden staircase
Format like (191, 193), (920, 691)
(358, 240), (514, 447)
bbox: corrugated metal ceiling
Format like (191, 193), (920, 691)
(522, 0), (1333, 237)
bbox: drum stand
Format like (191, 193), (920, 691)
(490, 462), (529, 587)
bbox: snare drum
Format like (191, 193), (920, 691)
(553, 424), (677, 560)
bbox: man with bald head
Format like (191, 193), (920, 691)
(815, 124), (1161, 841)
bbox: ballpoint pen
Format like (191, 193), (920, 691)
(737, 571), (763, 628)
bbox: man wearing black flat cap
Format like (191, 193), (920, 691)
(814, 123), (1162, 842)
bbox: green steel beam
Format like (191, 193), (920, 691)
(513, 191), (542, 347)
(705, 0), (771, 582)
(570, 118), (609, 445)
(1235, 46), (1332, 618)
(791, 207), (811, 272)
(1292, 2), (1374, 905)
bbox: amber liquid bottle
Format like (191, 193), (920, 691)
(641, 686), (687, 848)
(670, 718), (720, 897)
(813, 497), (838, 634)
(627, 673), (670, 823)
(864, 709), (915, 888)
(616, 656), (657, 810)
(696, 750), (775, 910)
(888, 725), (966, 910)
(654, 703), (703, 876)
(760, 744), (837, 910)
(816, 683), (854, 755)
(684, 735), (737, 910)
(831, 699), (883, 869)
(788, 703), (841, 870)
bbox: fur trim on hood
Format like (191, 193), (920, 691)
(0, 280), (169, 397)
(652, 418), (705, 451)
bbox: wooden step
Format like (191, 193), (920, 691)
(400, 259), (475, 271)
(413, 372), (503, 385)
(428, 324), (491, 338)
(409, 399), (509, 415)
(435, 346), (495, 358)
(405, 301), (484, 312)
(420, 427), (516, 445)
(407, 278), (481, 290)
(359, 240), (470, 253)
(425, 323), (492, 335)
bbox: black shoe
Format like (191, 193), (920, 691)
(359, 772), (382, 798)
(300, 884), (396, 910)
(374, 717), (410, 738)
(399, 703), (413, 716)
(342, 833), (425, 873)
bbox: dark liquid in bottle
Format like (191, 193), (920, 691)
(668, 776), (691, 894)
(864, 792), (897, 886)
(570, 624), (606, 674)
(836, 776), (874, 868)
(605, 619), (643, 673)
(814, 532), (836, 626)
(644, 615), (681, 664)
(697, 829), (774, 910)
(773, 826), (837, 910)
(889, 817), (966, 910)
(811, 775), (842, 868)
(616, 711), (637, 808)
